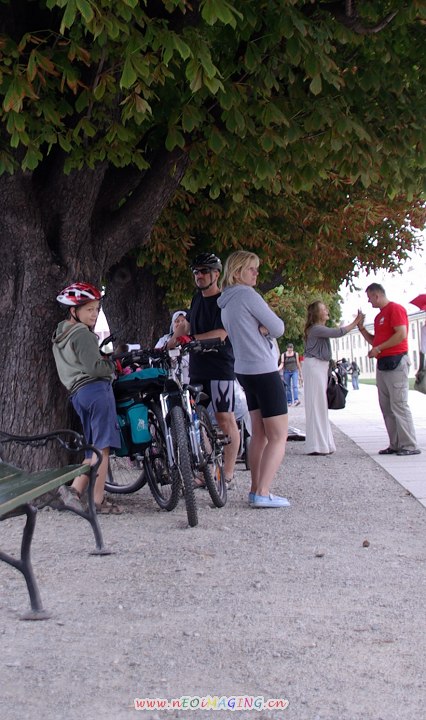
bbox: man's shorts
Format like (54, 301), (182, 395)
(236, 371), (288, 418)
(71, 380), (121, 457)
(192, 379), (235, 414)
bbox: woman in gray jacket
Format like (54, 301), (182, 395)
(218, 251), (289, 509)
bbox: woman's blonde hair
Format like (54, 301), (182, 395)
(304, 300), (324, 341)
(221, 251), (259, 289)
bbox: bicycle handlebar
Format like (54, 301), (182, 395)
(112, 337), (224, 369)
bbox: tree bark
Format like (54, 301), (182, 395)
(105, 257), (170, 348)
(0, 147), (189, 467)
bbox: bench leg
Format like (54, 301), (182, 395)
(60, 467), (112, 555)
(86, 483), (112, 556)
(0, 505), (50, 620)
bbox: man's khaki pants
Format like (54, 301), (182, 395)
(376, 355), (418, 452)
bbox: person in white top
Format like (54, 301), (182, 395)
(155, 311), (190, 384)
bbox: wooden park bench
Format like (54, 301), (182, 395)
(0, 429), (110, 620)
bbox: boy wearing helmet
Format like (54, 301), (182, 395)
(170, 253), (239, 486)
(52, 283), (122, 513)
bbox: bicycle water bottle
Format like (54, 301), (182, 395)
(192, 408), (201, 445)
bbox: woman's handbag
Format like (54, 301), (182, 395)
(327, 371), (348, 410)
(414, 369), (426, 395)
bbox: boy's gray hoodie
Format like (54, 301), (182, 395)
(52, 320), (115, 394)
(217, 285), (284, 374)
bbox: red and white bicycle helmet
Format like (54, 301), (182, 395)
(56, 282), (103, 307)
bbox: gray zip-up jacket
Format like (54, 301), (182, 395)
(217, 285), (284, 374)
(52, 321), (115, 394)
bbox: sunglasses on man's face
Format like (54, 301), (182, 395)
(192, 268), (211, 275)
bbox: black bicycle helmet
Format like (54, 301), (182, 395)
(190, 252), (222, 272)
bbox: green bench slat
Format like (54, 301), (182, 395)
(0, 463), (90, 517)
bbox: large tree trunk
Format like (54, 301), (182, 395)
(0, 148), (188, 467)
(0, 243), (99, 466)
(105, 257), (170, 348)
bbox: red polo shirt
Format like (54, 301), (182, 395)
(373, 302), (408, 356)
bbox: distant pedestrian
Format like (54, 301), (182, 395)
(303, 301), (363, 455)
(358, 283), (420, 456)
(281, 343), (302, 406)
(336, 358), (349, 388)
(349, 360), (361, 390)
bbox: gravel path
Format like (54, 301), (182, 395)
(1, 410), (426, 720)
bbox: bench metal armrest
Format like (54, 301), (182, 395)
(0, 429), (102, 474)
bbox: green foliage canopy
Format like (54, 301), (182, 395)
(1, 0), (425, 199)
(0, 0), (425, 313)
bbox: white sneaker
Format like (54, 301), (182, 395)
(250, 493), (290, 508)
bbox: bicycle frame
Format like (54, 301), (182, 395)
(157, 347), (204, 470)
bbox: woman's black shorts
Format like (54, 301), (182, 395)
(236, 371), (288, 418)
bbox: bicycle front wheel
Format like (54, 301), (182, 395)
(145, 403), (180, 511)
(197, 405), (227, 508)
(105, 454), (146, 494)
(170, 405), (198, 527)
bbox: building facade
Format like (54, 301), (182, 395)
(329, 311), (426, 379)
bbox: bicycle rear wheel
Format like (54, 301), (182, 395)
(105, 454), (146, 494)
(170, 405), (198, 527)
(197, 405), (227, 508)
(145, 403), (180, 511)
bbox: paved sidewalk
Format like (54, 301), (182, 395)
(327, 384), (426, 508)
(1, 384), (426, 720)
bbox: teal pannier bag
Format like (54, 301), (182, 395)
(114, 368), (166, 400)
(128, 404), (151, 445)
(115, 398), (151, 458)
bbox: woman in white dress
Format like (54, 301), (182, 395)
(303, 301), (362, 455)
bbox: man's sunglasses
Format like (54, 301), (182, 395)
(192, 268), (211, 275)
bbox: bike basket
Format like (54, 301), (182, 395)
(115, 399), (151, 457)
(114, 367), (167, 399)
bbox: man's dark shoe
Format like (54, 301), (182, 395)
(378, 447), (398, 455)
(396, 448), (421, 456)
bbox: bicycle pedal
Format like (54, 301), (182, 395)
(216, 432), (231, 446)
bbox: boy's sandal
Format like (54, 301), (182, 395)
(68, 486), (82, 498)
(95, 498), (124, 515)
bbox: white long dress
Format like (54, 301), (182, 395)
(303, 357), (336, 454)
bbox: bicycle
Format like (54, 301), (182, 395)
(105, 358), (179, 512)
(148, 338), (229, 524)
(93, 334), (147, 498)
(107, 339), (228, 526)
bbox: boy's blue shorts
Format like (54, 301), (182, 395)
(71, 380), (121, 457)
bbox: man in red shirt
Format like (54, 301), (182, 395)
(358, 283), (420, 456)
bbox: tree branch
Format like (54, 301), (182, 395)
(94, 146), (189, 270)
(319, 1), (398, 35)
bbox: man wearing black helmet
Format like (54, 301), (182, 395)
(173, 253), (239, 486)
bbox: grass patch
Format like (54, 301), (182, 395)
(360, 378), (416, 390)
